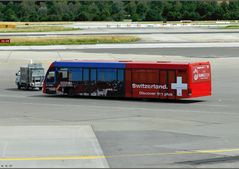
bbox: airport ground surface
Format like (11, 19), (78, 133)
(0, 51), (239, 167)
(1, 28), (239, 44)
(1, 25), (239, 168)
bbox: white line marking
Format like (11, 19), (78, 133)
(1, 42), (239, 51)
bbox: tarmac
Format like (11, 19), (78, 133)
(1, 25), (239, 167)
(0, 126), (109, 168)
(1, 47), (239, 167)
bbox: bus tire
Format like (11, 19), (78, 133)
(67, 88), (75, 97)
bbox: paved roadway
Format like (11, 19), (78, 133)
(0, 126), (109, 168)
(1, 30), (239, 36)
(1, 43), (239, 59)
(1, 27), (239, 44)
(0, 47), (239, 167)
(79, 47), (239, 58)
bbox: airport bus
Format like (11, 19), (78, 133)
(43, 60), (211, 99)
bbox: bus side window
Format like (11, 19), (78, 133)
(83, 69), (89, 81)
(118, 69), (124, 81)
(98, 69), (117, 82)
(91, 69), (97, 81)
(70, 68), (82, 81)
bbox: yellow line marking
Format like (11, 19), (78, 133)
(0, 155), (106, 161)
(195, 148), (239, 153)
(1, 148), (239, 161)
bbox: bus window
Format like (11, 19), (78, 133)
(91, 69), (97, 81)
(98, 69), (117, 82)
(70, 68), (82, 81)
(58, 68), (68, 81)
(132, 69), (159, 84)
(46, 71), (55, 83)
(118, 69), (124, 81)
(83, 69), (89, 81)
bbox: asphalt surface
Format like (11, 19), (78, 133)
(1, 48), (239, 167)
(1, 46), (236, 58)
(0, 126), (109, 168)
(1, 24), (239, 168)
(1, 30), (239, 37)
(79, 47), (239, 58)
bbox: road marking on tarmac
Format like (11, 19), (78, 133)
(1, 42), (239, 51)
(0, 156), (106, 161)
(0, 98), (230, 113)
(1, 148), (239, 161)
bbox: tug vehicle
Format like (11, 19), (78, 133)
(16, 63), (45, 90)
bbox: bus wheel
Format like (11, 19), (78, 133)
(67, 88), (75, 97)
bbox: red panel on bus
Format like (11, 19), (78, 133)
(125, 61), (211, 99)
(125, 69), (132, 97)
(131, 69), (160, 98)
(189, 62), (211, 97)
(159, 71), (167, 99)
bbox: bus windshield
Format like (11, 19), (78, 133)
(46, 71), (55, 83)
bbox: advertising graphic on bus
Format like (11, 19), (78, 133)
(43, 60), (211, 99)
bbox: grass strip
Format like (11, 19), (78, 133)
(0, 26), (79, 33)
(224, 25), (239, 29)
(0, 36), (140, 46)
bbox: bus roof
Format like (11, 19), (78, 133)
(52, 60), (208, 69)
(53, 60), (126, 69)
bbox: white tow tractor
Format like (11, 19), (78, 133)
(15, 63), (45, 90)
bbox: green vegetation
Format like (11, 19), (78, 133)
(224, 25), (239, 29)
(0, 26), (79, 32)
(0, 36), (140, 46)
(0, 1), (238, 22)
